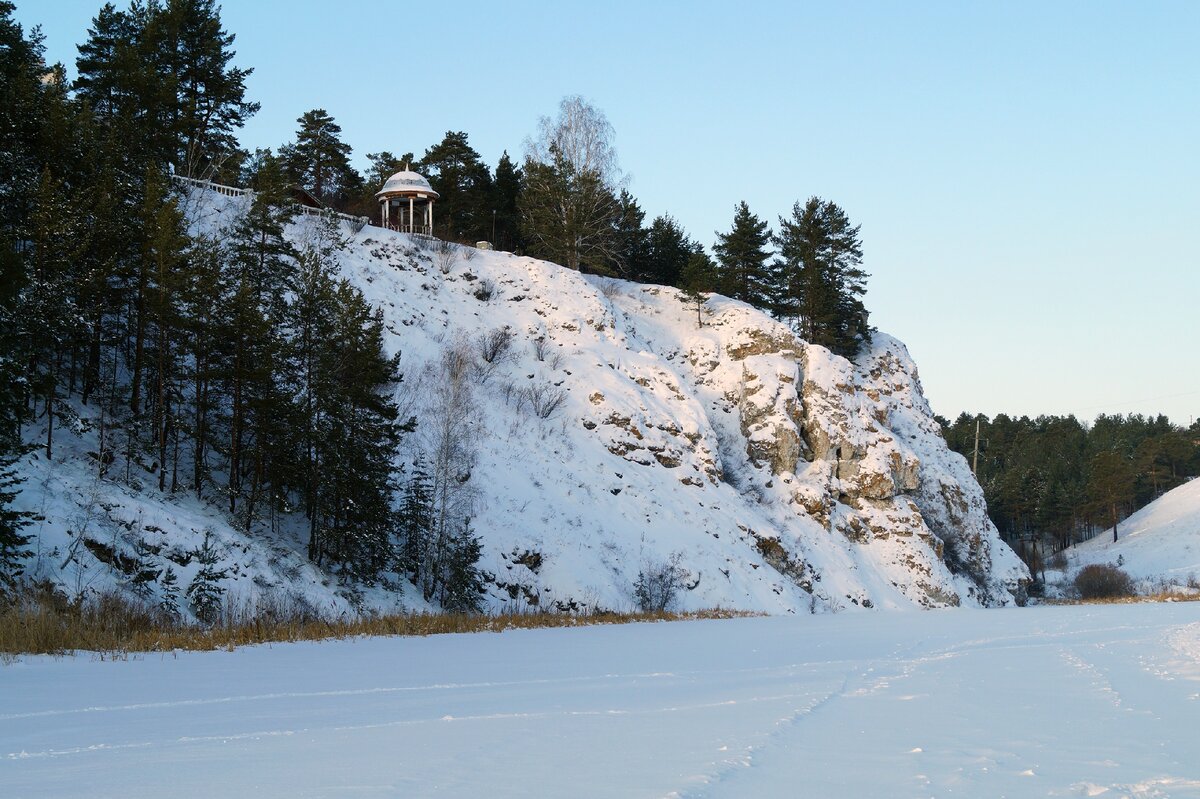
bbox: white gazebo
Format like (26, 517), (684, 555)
(375, 166), (439, 235)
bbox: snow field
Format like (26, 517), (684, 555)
(3, 604), (1200, 798)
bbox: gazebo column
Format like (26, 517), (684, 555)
(408, 197), (415, 234)
(428, 202), (433, 235)
(381, 199), (388, 228)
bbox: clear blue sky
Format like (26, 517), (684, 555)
(17, 0), (1200, 425)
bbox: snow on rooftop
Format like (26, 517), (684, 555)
(375, 169), (438, 199)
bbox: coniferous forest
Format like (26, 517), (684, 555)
(940, 412), (1200, 580)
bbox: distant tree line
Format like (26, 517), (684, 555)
(940, 412), (1200, 566)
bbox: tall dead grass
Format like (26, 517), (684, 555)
(0, 586), (755, 659)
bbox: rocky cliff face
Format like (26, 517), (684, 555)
(575, 287), (1028, 611)
(13, 192), (1028, 616)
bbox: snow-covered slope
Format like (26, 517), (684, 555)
(1067, 478), (1200, 588)
(11, 189), (1028, 616)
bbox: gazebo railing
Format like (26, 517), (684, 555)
(383, 222), (433, 236)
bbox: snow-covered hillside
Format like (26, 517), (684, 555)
(1067, 478), (1200, 589)
(10, 188), (1028, 616)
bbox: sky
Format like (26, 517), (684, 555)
(15, 0), (1200, 425)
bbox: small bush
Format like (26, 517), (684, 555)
(598, 278), (622, 299)
(1074, 563), (1136, 600)
(433, 239), (458, 274)
(473, 279), (495, 302)
(477, 327), (514, 364)
(634, 553), (688, 612)
(519, 384), (568, 420)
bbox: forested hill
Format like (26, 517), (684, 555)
(0, 0), (1029, 617)
(939, 413), (1200, 563)
(4, 186), (1028, 617)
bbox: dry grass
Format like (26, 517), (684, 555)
(1043, 592), (1200, 607)
(0, 588), (757, 659)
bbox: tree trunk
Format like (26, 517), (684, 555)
(44, 367), (54, 461)
(130, 268), (148, 415)
(83, 313), (102, 405)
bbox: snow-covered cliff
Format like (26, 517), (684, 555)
(11, 190), (1028, 616)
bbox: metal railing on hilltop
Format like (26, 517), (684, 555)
(170, 174), (369, 232)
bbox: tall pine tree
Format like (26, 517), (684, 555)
(774, 197), (869, 356)
(420, 131), (493, 243)
(281, 109), (361, 209)
(490, 151), (523, 251)
(713, 201), (773, 307)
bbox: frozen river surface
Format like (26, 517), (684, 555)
(3, 603), (1200, 798)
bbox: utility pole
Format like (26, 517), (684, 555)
(972, 419), (981, 475)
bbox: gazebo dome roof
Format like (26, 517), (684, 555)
(375, 169), (439, 200)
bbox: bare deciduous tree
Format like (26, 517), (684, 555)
(519, 383), (568, 420)
(520, 96), (625, 274)
(477, 327), (515, 365)
(420, 340), (481, 600)
(526, 95), (624, 187)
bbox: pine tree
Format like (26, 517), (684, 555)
(0, 3), (41, 588)
(73, 2), (142, 120)
(491, 151), (523, 251)
(440, 518), (485, 612)
(365, 151), (411, 188)
(0, 3), (51, 237)
(611, 190), (648, 277)
(679, 250), (717, 328)
(288, 218), (410, 575)
(281, 109), (360, 209)
(158, 566), (182, 620)
(225, 152), (296, 524)
(774, 197), (870, 356)
(138, 168), (190, 491)
(23, 169), (82, 461)
(75, 0), (257, 178)
(398, 457), (434, 581)
(306, 285), (407, 576)
(713, 201), (773, 307)
(186, 531), (226, 623)
(639, 215), (696, 287)
(146, 0), (259, 176)
(0, 288), (30, 592)
(421, 131), (493, 242)
(177, 234), (227, 499)
(1087, 451), (1135, 543)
